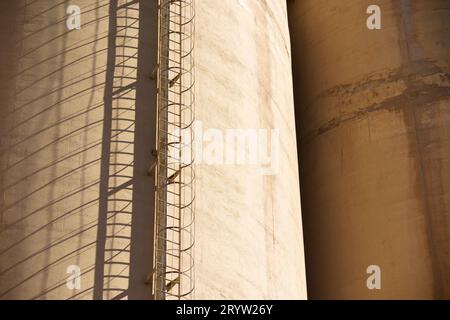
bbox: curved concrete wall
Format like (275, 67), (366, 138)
(0, 0), (158, 299)
(0, 0), (307, 299)
(194, 0), (306, 299)
(289, 0), (450, 299)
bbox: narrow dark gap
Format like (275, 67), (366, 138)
(287, 0), (317, 299)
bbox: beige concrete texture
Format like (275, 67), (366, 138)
(289, 0), (450, 299)
(0, 0), (307, 300)
(194, 0), (306, 299)
(0, 0), (158, 299)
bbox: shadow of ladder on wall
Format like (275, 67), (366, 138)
(95, 0), (141, 300)
(93, 0), (194, 300)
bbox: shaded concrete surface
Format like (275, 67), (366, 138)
(0, 0), (157, 299)
(195, 0), (307, 299)
(289, 0), (450, 299)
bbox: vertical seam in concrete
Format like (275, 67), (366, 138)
(396, 0), (443, 298)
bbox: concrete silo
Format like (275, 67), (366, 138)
(0, 0), (307, 299)
(194, 0), (306, 299)
(0, 0), (157, 300)
(289, 0), (450, 299)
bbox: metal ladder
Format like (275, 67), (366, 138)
(154, 0), (195, 300)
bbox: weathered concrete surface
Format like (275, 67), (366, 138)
(289, 0), (450, 299)
(0, 0), (307, 300)
(0, 0), (158, 299)
(194, 0), (307, 299)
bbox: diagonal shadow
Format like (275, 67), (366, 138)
(94, 0), (157, 300)
(0, 0), (157, 300)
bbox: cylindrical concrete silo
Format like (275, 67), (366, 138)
(288, 0), (450, 299)
(0, 0), (158, 300)
(0, 0), (307, 299)
(194, 0), (306, 299)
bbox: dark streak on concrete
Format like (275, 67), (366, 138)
(312, 71), (450, 139)
(394, 0), (446, 299)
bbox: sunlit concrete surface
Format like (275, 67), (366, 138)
(0, 0), (158, 300)
(194, 0), (307, 299)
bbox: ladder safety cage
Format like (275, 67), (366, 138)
(154, 0), (195, 300)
